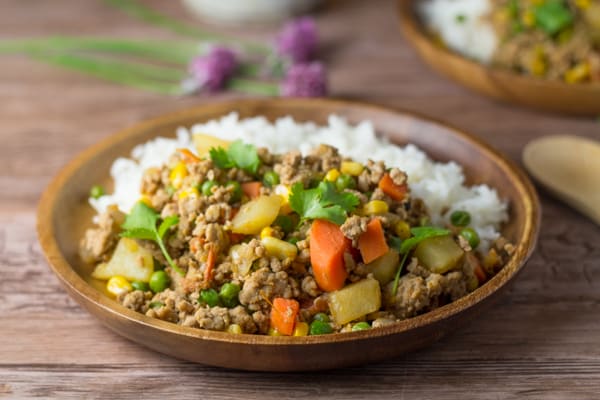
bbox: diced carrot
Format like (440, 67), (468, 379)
(310, 219), (349, 292)
(177, 148), (201, 163)
(204, 245), (216, 282)
(270, 297), (300, 336)
(357, 218), (389, 264)
(474, 264), (487, 285)
(378, 173), (408, 201)
(241, 181), (262, 199)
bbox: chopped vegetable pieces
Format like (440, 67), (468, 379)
(357, 218), (389, 264)
(378, 173), (407, 201)
(309, 219), (349, 291)
(270, 297), (300, 336)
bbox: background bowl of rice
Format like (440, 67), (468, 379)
(398, 0), (600, 116)
(37, 98), (540, 371)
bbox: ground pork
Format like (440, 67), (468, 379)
(79, 205), (125, 263)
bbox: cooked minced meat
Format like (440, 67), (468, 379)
(81, 142), (512, 336)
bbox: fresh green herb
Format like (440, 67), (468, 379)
(391, 227), (450, 295)
(120, 201), (184, 276)
(209, 140), (261, 175)
(289, 181), (359, 225)
(455, 14), (467, 24)
(534, 0), (574, 36)
(149, 301), (165, 309)
(90, 185), (105, 199)
(274, 215), (294, 234)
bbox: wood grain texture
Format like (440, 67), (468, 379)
(1, 0), (599, 397)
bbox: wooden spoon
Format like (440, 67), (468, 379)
(523, 135), (600, 226)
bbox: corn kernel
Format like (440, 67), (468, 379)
(139, 195), (152, 208)
(178, 187), (199, 200)
(293, 322), (309, 337)
(575, 0), (590, 9)
(260, 227), (275, 239)
(394, 220), (411, 239)
(341, 161), (364, 176)
(565, 62), (591, 84)
(363, 200), (389, 215)
(261, 236), (298, 260)
(324, 168), (340, 182)
(522, 9), (535, 27)
(483, 248), (500, 272)
(274, 185), (292, 214)
(106, 276), (132, 297)
(227, 324), (243, 334)
(169, 161), (187, 189)
(268, 327), (282, 336)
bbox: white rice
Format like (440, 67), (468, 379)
(418, 0), (497, 63)
(91, 113), (508, 252)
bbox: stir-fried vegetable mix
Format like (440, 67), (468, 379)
(491, 0), (600, 82)
(80, 139), (514, 336)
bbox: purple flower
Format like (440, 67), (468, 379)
(189, 47), (238, 92)
(275, 17), (318, 64)
(280, 62), (327, 97)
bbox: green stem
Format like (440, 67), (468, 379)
(227, 78), (279, 96)
(0, 37), (197, 65)
(155, 232), (185, 276)
(104, 0), (270, 54)
(28, 51), (183, 95)
(391, 252), (410, 296)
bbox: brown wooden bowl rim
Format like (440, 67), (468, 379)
(37, 97), (540, 347)
(397, 0), (600, 93)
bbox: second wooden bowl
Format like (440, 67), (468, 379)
(37, 98), (540, 371)
(398, 0), (600, 116)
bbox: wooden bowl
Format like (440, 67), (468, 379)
(37, 98), (540, 371)
(398, 0), (600, 116)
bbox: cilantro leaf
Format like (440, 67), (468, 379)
(209, 140), (260, 175)
(318, 181), (359, 212)
(120, 202), (184, 276)
(228, 140), (261, 175)
(534, 0), (573, 36)
(209, 146), (235, 169)
(289, 182), (359, 225)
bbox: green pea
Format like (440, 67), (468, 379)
(450, 210), (471, 227)
(286, 237), (299, 245)
(274, 215), (294, 234)
(262, 171), (280, 188)
(131, 281), (150, 292)
(335, 174), (356, 191)
(460, 227), (480, 249)
(219, 283), (241, 308)
(201, 180), (217, 196)
(90, 185), (105, 199)
(226, 181), (242, 203)
(200, 288), (220, 307)
(149, 270), (170, 293)
(313, 313), (330, 323)
(309, 320), (333, 335)
(351, 322), (371, 331)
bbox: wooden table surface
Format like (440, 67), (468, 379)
(2, 0), (599, 398)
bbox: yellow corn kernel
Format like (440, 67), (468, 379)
(268, 327), (282, 336)
(394, 220), (411, 239)
(274, 184), (292, 214)
(139, 195), (152, 208)
(565, 62), (591, 84)
(483, 248), (500, 271)
(261, 236), (298, 260)
(169, 161), (187, 189)
(178, 187), (199, 200)
(324, 168), (340, 182)
(522, 9), (535, 27)
(340, 161), (364, 176)
(293, 322), (309, 337)
(363, 200), (389, 215)
(260, 226), (275, 239)
(227, 324), (243, 334)
(106, 276), (132, 297)
(575, 0), (590, 9)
